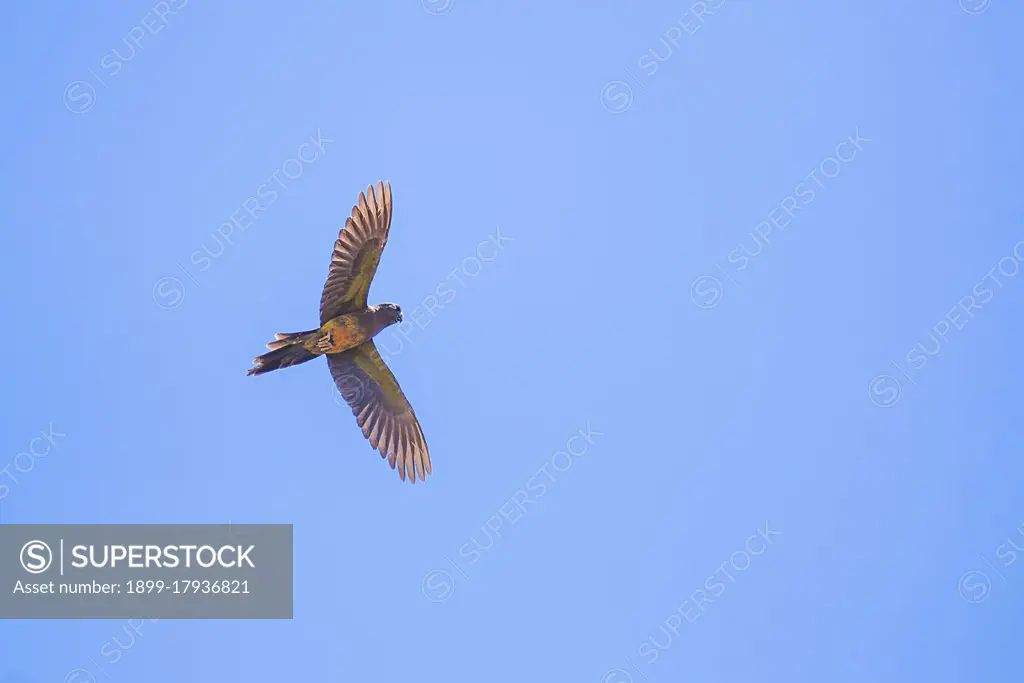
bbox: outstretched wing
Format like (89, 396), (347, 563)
(328, 341), (431, 483)
(319, 181), (393, 324)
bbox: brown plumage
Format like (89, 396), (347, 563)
(246, 181), (432, 483)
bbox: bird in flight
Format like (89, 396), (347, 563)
(246, 181), (431, 483)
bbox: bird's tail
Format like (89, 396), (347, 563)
(246, 329), (321, 376)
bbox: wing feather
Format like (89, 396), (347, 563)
(327, 341), (431, 483)
(319, 182), (393, 323)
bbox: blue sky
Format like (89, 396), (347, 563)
(3, 0), (1024, 680)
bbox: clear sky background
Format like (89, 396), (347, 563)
(2, 0), (1023, 681)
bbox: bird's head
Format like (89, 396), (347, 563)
(378, 302), (403, 325)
